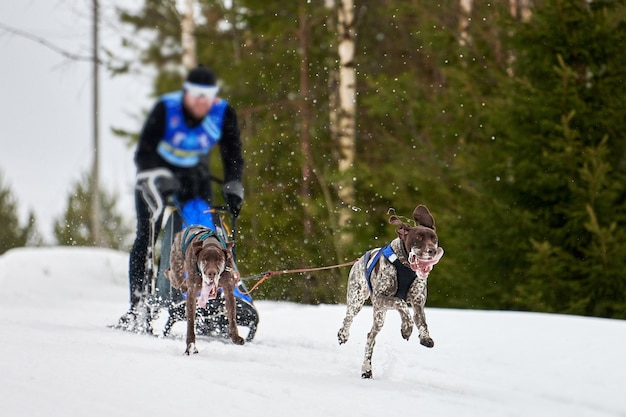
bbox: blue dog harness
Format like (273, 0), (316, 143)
(180, 226), (225, 260)
(180, 226), (230, 279)
(364, 243), (417, 301)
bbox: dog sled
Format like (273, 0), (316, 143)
(139, 172), (259, 342)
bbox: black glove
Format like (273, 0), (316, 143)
(222, 180), (244, 217)
(136, 168), (180, 217)
(156, 173), (180, 196)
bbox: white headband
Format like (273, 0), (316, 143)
(183, 82), (219, 100)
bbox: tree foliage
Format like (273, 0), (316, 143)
(113, 0), (626, 318)
(0, 171), (40, 254)
(53, 172), (131, 250)
(483, 0), (626, 318)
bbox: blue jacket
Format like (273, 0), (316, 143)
(156, 92), (228, 167)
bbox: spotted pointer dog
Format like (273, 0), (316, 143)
(165, 226), (244, 354)
(338, 205), (444, 378)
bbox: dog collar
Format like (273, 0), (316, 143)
(389, 238), (413, 269)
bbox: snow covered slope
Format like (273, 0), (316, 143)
(0, 247), (623, 417)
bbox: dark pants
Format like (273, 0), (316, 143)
(128, 189), (164, 308)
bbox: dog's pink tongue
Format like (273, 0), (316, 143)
(412, 247), (445, 276)
(417, 258), (437, 275)
(197, 282), (217, 309)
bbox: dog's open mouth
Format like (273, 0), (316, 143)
(203, 281), (218, 298)
(408, 247), (445, 276)
(197, 278), (220, 308)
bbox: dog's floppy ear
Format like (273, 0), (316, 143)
(192, 240), (204, 258)
(413, 205), (436, 230)
(389, 215), (411, 239)
(223, 241), (235, 261)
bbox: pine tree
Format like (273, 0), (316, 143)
(53, 172), (131, 250)
(477, 0), (626, 318)
(111, 0), (626, 316)
(0, 172), (40, 254)
(116, 1), (346, 303)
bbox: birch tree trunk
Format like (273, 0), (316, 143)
(509, 0), (532, 22)
(298, 4), (313, 236)
(181, 0), (196, 69)
(91, 0), (102, 246)
(227, 0), (242, 64)
(336, 0), (356, 249)
(326, 0), (338, 158)
(459, 0), (472, 46)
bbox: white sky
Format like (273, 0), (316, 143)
(0, 0), (152, 241)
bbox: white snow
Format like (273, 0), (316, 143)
(0, 247), (624, 417)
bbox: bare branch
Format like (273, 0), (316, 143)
(0, 21), (103, 65)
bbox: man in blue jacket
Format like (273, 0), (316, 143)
(118, 65), (244, 331)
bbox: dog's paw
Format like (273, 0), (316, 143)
(231, 335), (245, 345)
(401, 324), (413, 341)
(419, 337), (434, 348)
(361, 370), (373, 379)
(337, 328), (349, 345)
(185, 343), (199, 355)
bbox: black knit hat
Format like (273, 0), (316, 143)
(185, 65), (216, 86)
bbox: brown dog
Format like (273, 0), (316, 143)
(165, 226), (244, 354)
(338, 205), (444, 378)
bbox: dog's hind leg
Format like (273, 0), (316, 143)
(338, 292), (367, 345)
(165, 233), (186, 290)
(338, 265), (369, 345)
(361, 306), (387, 379)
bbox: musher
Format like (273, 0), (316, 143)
(118, 65), (244, 330)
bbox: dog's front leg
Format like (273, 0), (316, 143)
(375, 295), (414, 340)
(220, 271), (245, 345)
(338, 262), (369, 345)
(414, 306), (433, 348)
(184, 281), (200, 355)
(411, 280), (434, 348)
(396, 299), (414, 341)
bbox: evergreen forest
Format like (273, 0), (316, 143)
(109, 0), (626, 319)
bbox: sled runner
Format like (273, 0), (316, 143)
(141, 177), (259, 342)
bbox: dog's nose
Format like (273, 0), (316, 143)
(426, 247), (437, 257)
